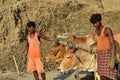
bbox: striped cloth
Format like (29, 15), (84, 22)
(97, 50), (117, 80)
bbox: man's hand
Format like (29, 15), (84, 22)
(67, 42), (75, 49)
(54, 38), (60, 45)
(67, 42), (77, 52)
(108, 56), (115, 70)
(88, 48), (96, 54)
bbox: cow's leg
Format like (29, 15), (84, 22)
(95, 73), (100, 80)
(75, 70), (80, 80)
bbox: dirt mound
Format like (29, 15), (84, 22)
(0, 0), (120, 73)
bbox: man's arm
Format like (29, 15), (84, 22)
(106, 28), (116, 69)
(105, 28), (116, 56)
(38, 32), (54, 41)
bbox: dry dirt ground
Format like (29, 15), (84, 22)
(0, 70), (76, 80)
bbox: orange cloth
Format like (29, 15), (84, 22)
(27, 58), (44, 73)
(28, 32), (41, 58)
(96, 27), (110, 50)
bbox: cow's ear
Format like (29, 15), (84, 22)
(69, 35), (76, 41)
(89, 42), (97, 49)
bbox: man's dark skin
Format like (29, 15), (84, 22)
(93, 20), (116, 60)
(26, 25), (53, 80)
(93, 20), (116, 80)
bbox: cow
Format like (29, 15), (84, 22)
(57, 34), (98, 80)
(58, 31), (120, 80)
(45, 34), (97, 80)
(45, 43), (66, 62)
(45, 33), (96, 63)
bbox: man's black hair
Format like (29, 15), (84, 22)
(27, 21), (36, 28)
(89, 13), (102, 23)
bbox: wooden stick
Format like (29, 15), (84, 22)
(13, 55), (20, 75)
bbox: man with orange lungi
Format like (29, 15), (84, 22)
(26, 21), (53, 80)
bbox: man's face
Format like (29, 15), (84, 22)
(92, 21), (101, 28)
(28, 26), (35, 33)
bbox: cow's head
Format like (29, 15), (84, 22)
(57, 48), (77, 73)
(45, 44), (66, 62)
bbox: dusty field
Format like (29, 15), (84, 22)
(0, 70), (75, 80)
